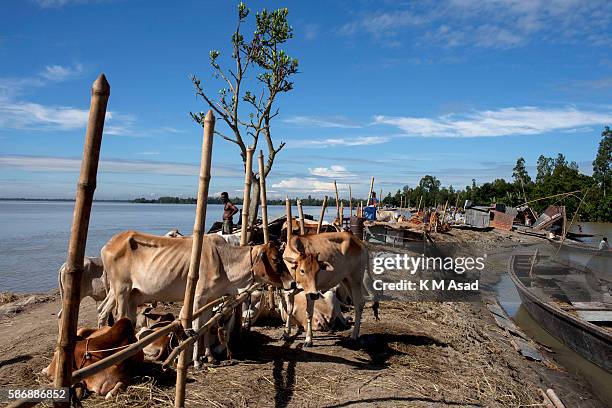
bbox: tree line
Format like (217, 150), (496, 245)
(381, 127), (611, 222)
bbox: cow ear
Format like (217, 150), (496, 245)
(320, 261), (334, 272)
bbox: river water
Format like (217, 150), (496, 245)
(0, 200), (327, 293)
(496, 262), (612, 406)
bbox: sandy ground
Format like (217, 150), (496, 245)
(0, 229), (606, 407)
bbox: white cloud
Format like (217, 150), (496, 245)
(282, 115), (361, 129)
(35, 0), (112, 7)
(290, 136), (390, 148)
(374, 106), (612, 137)
(39, 63), (84, 82)
(308, 165), (356, 179)
(0, 101), (91, 130)
(339, 0), (612, 49)
(272, 178), (336, 193)
(0, 155), (243, 178)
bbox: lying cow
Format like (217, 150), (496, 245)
(101, 230), (295, 366)
(282, 232), (375, 347)
(57, 256), (107, 318)
(135, 309), (177, 362)
(280, 287), (348, 332)
(43, 318), (143, 399)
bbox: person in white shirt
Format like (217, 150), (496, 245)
(599, 237), (609, 251)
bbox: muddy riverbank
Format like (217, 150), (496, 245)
(0, 229), (607, 407)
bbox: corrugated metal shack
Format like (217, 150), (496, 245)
(464, 205), (491, 229)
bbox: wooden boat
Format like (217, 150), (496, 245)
(509, 253), (612, 373)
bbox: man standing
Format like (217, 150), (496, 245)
(221, 192), (239, 235)
(599, 237), (610, 251)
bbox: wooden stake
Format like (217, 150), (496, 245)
(297, 199), (305, 235)
(334, 180), (340, 221)
(175, 109), (214, 408)
(316, 196), (328, 234)
(441, 201), (448, 225)
(359, 201), (363, 217)
(349, 185), (353, 217)
(340, 202), (344, 229)
(285, 196), (292, 242)
(417, 196), (423, 214)
(240, 147), (254, 246)
(53, 74), (109, 404)
(367, 176), (374, 206)
(258, 150), (269, 244)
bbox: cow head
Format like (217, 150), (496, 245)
(283, 252), (333, 296)
(251, 242), (295, 290)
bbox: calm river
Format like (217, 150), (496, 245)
(0, 200), (327, 293)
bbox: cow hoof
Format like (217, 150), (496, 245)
(303, 340), (313, 348)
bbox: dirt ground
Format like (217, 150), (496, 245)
(0, 229), (606, 407)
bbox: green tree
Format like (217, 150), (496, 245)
(593, 126), (612, 196)
(191, 2), (298, 228)
(536, 155), (554, 183)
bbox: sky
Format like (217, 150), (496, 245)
(0, 0), (611, 200)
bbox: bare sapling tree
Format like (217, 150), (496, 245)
(190, 2), (298, 230)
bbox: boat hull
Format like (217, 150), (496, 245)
(509, 255), (612, 373)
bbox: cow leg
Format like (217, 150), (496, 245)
(282, 291), (295, 340)
(104, 381), (124, 400)
(349, 279), (365, 341)
(192, 295), (216, 367)
(303, 294), (315, 347)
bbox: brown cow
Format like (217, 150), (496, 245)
(101, 231), (294, 366)
(43, 318), (143, 399)
(282, 232), (374, 347)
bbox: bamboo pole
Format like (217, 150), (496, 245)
(367, 177), (375, 206)
(297, 199), (305, 235)
(417, 195), (423, 214)
(240, 147), (255, 246)
(334, 180), (340, 221)
(258, 150), (269, 244)
(316, 196), (328, 234)
(349, 185), (353, 217)
(379, 188), (382, 207)
(359, 201), (363, 217)
(175, 110), (215, 408)
(285, 196), (292, 242)
(340, 202), (344, 229)
(554, 190), (589, 258)
(545, 389), (566, 408)
(441, 201), (448, 225)
(53, 74), (109, 403)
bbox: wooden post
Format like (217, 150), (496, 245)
(349, 185), (353, 217)
(297, 199), (305, 235)
(417, 195), (423, 214)
(334, 180), (340, 222)
(367, 176), (374, 206)
(257, 151), (269, 244)
(53, 74), (109, 403)
(441, 201), (448, 226)
(175, 110), (215, 408)
(340, 202), (344, 229)
(240, 147), (254, 246)
(316, 196), (328, 234)
(285, 196), (292, 242)
(359, 201), (363, 217)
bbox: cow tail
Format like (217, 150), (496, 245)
(57, 263), (66, 319)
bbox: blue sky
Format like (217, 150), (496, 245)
(0, 0), (611, 200)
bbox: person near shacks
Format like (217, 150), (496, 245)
(370, 191), (378, 207)
(221, 192), (239, 235)
(599, 237), (610, 251)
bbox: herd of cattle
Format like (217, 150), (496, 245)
(44, 227), (378, 399)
